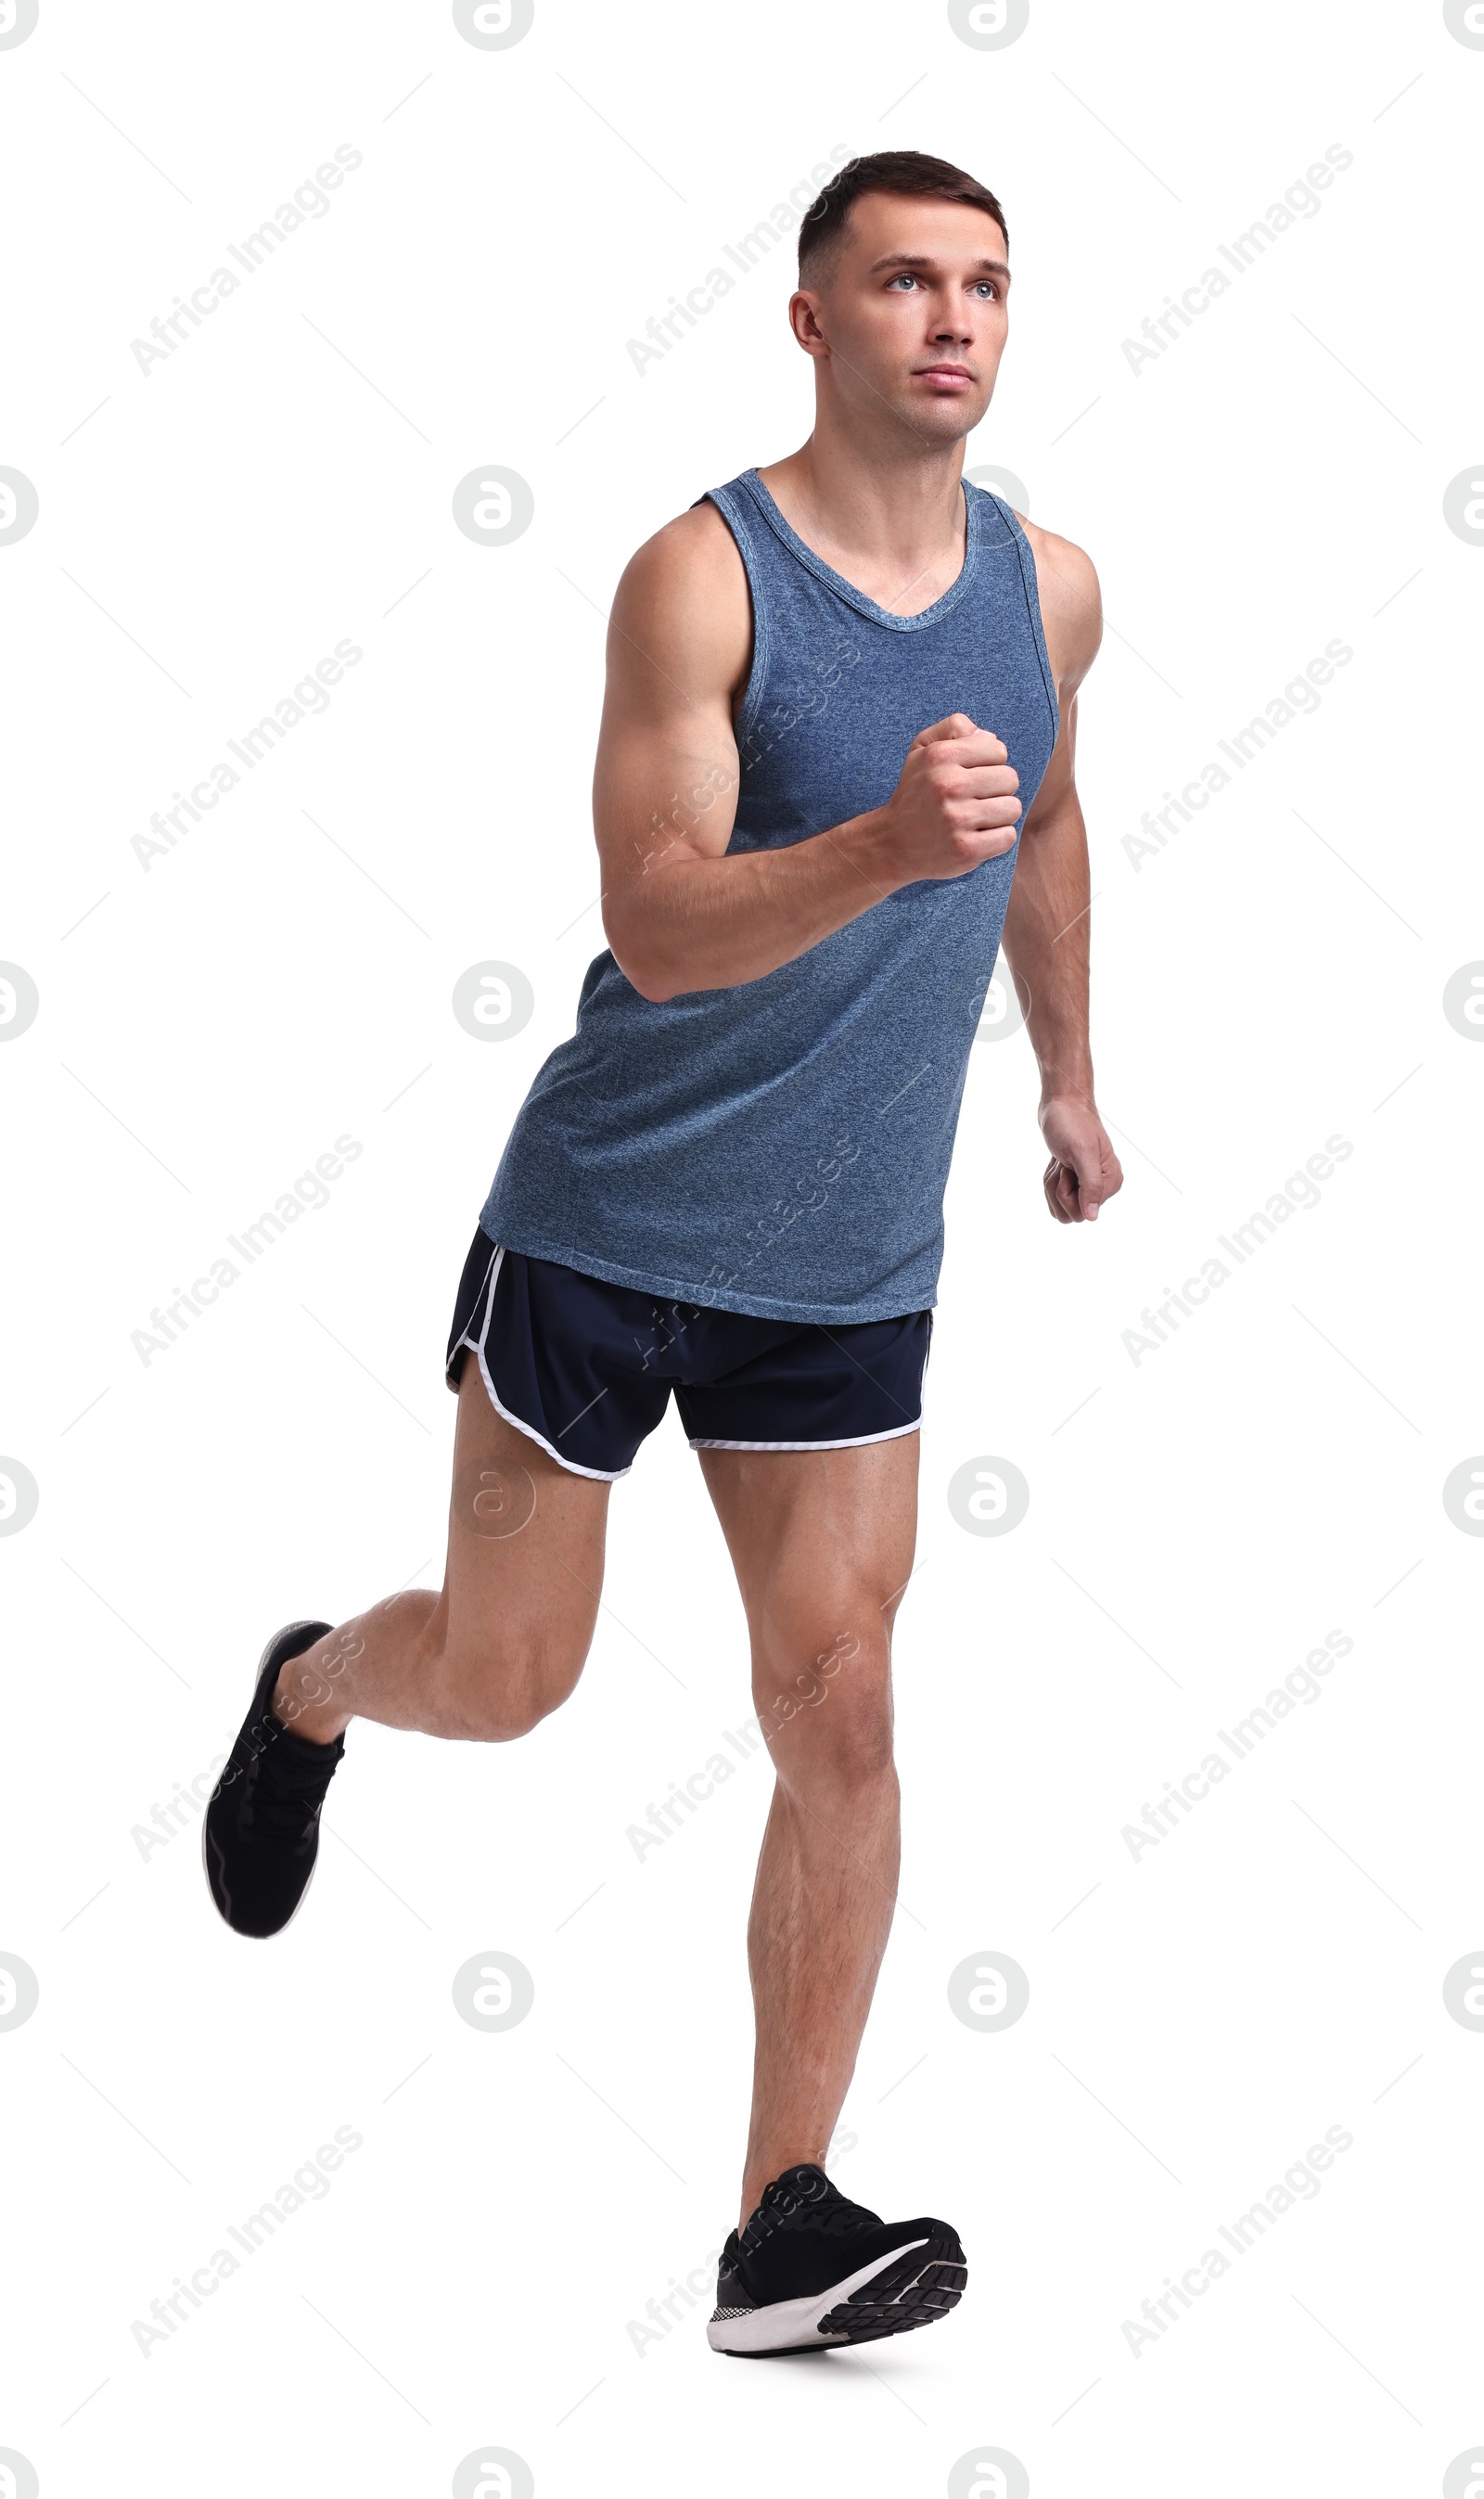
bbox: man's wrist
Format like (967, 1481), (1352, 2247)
(1038, 1077), (1097, 1119)
(833, 806), (904, 901)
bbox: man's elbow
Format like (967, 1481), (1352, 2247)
(604, 915), (675, 1005)
(627, 966), (678, 1004)
(615, 950), (674, 1006)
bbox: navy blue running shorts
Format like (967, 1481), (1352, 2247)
(444, 1229), (933, 1482)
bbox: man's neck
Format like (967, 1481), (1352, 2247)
(758, 422), (968, 618)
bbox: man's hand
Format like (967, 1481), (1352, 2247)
(1040, 1095), (1123, 1224)
(867, 713), (1022, 887)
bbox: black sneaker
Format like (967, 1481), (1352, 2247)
(203, 1621), (343, 1938)
(707, 2162), (966, 2356)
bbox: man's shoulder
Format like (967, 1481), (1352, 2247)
(622, 494), (745, 596)
(1014, 513), (1102, 682)
(608, 496), (751, 698)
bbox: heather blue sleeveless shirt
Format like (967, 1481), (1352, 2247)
(479, 469), (1058, 1323)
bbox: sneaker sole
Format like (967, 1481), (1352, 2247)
(201, 1619), (333, 1940)
(708, 2227), (966, 2356)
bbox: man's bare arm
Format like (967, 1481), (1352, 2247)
(1000, 526), (1123, 1223)
(595, 506), (1023, 1002)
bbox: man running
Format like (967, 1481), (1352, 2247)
(205, 148), (1121, 2359)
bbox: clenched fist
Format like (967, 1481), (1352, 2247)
(869, 713), (1022, 887)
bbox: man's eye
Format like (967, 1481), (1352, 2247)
(888, 273), (917, 289)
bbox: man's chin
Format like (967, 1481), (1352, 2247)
(897, 389), (991, 445)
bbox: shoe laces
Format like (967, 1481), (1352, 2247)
(740, 2164), (879, 2251)
(245, 1723), (341, 1843)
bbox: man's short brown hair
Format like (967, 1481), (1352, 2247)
(798, 149), (1008, 283)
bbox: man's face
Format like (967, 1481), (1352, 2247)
(794, 192), (1010, 444)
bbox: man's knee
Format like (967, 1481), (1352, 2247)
(760, 1644), (895, 1790)
(436, 1629), (582, 1742)
(806, 1701), (895, 1788)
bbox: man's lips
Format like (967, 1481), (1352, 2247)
(915, 364), (976, 390)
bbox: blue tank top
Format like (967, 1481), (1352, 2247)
(480, 468), (1058, 1324)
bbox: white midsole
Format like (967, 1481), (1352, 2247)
(706, 2238), (929, 2353)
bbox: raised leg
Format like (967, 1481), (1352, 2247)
(273, 1356), (613, 1743)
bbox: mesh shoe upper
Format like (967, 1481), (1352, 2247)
(204, 1622), (343, 1937)
(718, 2163), (946, 2308)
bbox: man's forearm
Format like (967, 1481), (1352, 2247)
(1000, 796), (1095, 1101)
(605, 811), (901, 1003)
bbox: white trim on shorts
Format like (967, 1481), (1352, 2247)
(686, 1416), (922, 1454)
(453, 1240), (924, 1480)
(453, 1239), (636, 1485)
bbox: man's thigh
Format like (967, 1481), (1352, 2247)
(439, 1352), (613, 1687)
(697, 1436), (919, 1748)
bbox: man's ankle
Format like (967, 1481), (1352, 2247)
(271, 1666), (348, 1746)
(738, 2148), (826, 2231)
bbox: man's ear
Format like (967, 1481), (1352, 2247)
(789, 289), (830, 357)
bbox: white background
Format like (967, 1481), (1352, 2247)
(2, 2), (1481, 2493)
